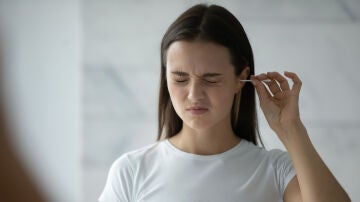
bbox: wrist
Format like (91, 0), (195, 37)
(275, 120), (309, 147)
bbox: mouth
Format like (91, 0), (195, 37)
(186, 107), (208, 115)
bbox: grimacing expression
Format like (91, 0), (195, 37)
(166, 40), (248, 131)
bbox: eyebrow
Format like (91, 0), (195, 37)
(171, 70), (223, 78)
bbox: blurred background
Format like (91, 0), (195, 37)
(1, 0), (359, 201)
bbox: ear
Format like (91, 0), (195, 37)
(235, 66), (250, 93)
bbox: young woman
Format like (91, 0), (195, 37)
(99, 4), (350, 202)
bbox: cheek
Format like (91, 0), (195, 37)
(167, 84), (184, 106)
(210, 88), (235, 110)
(167, 85), (187, 118)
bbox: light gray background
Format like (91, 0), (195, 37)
(0, 0), (359, 202)
(0, 1), (81, 201)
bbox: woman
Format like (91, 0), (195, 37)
(99, 4), (350, 202)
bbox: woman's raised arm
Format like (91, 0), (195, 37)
(250, 71), (351, 202)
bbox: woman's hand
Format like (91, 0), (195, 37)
(251, 71), (351, 202)
(250, 71), (306, 143)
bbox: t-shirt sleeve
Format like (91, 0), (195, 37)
(98, 154), (134, 202)
(269, 149), (297, 198)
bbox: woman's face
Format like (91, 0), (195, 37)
(166, 40), (249, 131)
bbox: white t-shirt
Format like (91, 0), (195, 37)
(98, 138), (296, 202)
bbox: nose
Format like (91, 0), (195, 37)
(187, 80), (205, 101)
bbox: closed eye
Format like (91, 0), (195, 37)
(202, 78), (219, 84)
(173, 79), (219, 84)
(175, 80), (187, 83)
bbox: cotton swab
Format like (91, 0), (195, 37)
(240, 79), (272, 83)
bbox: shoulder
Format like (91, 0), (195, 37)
(126, 141), (163, 160)
(241, 140), (291, 166)
(240, 140), (278, 159)
(266, 148), (293, 168)
(242, 141), (296, 195)
(245, 140), (288, 157)
(99, 142), (163, 202)
(111, 141), (164, 169)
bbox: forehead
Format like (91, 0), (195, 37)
(166, 40), (232, 72)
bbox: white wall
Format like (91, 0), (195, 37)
(0, 1), (81, 201)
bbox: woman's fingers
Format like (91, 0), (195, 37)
(250, 75), (271, 103)
(253, 73), (268, 81)
(251, 71), (300, 100)
(267, 79), (282, 97)
(267, 72), (290, 92)
(284, 71), (302, 94)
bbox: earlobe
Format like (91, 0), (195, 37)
(235, 80), (244, 93)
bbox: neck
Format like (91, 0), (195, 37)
(169, 115), (241, 155)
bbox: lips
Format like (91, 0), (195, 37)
(187, 107), (208, 110)
(186, 106), (208, 115)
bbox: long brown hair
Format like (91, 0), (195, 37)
(157, 4), (263, 146)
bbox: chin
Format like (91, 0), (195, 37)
(184, 119), (215, 132)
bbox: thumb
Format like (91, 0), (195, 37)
(251, 75), (271, 105)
